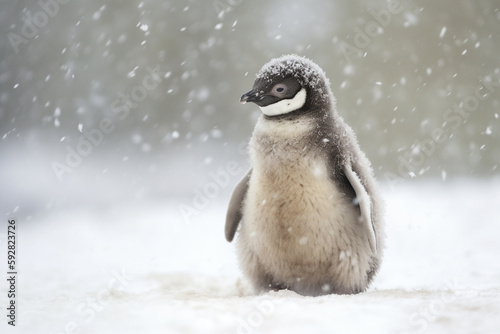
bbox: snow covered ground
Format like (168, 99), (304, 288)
(1, 178), (500, 334)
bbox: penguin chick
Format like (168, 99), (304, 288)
(226, 54), (384, 296)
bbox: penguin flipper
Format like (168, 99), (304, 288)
(225, 169), (252, 242)
(342, 163), (377, 253)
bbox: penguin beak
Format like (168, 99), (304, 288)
(240, 89), (264, 104)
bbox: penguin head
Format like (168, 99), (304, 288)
(240, 54), (334, 118)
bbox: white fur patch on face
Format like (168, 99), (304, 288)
(259, 88), (307, 116)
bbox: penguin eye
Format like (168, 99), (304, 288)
(272, 84), (287, 95)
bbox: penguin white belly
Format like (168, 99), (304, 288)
(239, 118), (373, 293)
